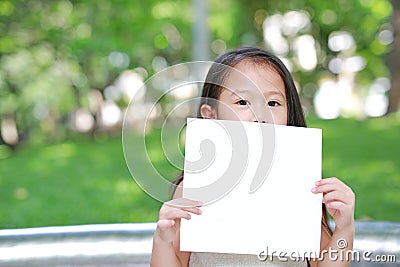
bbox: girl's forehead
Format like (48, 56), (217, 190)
(222, 61), (285, 96)
(233, 59), (281, 77)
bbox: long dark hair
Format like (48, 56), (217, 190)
(197, 46), (306, 127)
(172, 46), (332, 236)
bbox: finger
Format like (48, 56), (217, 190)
(167, 198), (203, 208)
(314, 178), (352, 194)
(315, 177), (350, 187)
(315, 177), (344, 186)
(312, 182), (348, 194)
(326, 201), (353, 215)
(323, 188), (354, 204)
(180, 206), (202, 215)
(325, 201), (354, 229)
(322, 191), (344, 204)
(326, 201), (346, 210)
(160, 204), (202, 216)
(311, 183), (335, 193)
(318, 187), (354, 206)
(160, 208), (192, 220)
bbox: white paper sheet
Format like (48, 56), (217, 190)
(180, 118), (322, 257)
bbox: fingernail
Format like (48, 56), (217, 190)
(311, 187), (318, 193)
(197, 201), (203, 206)
(315, 180), (321, 186)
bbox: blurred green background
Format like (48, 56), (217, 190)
(0, 0), (399, 229)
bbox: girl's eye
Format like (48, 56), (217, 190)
(237, 99), (249, 106)
(268, 101), (280, 107)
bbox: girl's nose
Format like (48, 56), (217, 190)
(252, 111), (273, 124)
(253, 112), (274, 124)
(251, 102), (274, 123)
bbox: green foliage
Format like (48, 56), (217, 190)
(0, 0), (194, 144)
(0, 0), (395, 146)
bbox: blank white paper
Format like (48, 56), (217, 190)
(180, 118), (322, 257)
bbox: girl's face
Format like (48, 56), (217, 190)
(200, 61), (288, 125)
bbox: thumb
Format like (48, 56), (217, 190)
(158, 219), (175, 229)
(157, 219), (177, 242)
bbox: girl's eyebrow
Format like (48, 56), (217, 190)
(227, 87), (251, 94)
(226, 88), (286, 99)
(228, 88), (252, 97)
(264, 90), (285, 98)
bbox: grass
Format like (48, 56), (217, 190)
(0, 114), (399, 229)
(0, 134), (162, 229)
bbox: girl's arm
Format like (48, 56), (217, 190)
(310, 177), (355, 267)
(150, 182), (202, 267)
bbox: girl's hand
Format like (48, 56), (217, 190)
(156, 198), (202, 243)
(312, 177), (355, 230)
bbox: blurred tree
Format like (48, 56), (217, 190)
(209, 0), (394, 117)
(0, 0), (396, 147)
(0, 0), (193, 145)
(387, 0), (400, 113)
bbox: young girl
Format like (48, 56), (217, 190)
(151, 47), (355, 267)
